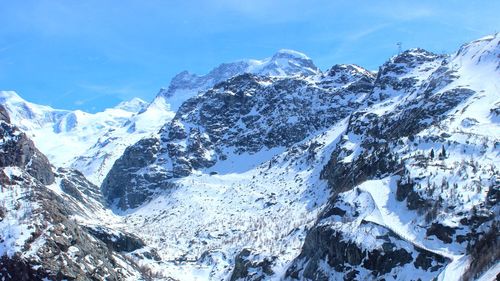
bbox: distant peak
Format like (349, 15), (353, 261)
(389, 48), (441, 66)
(114, 98), (148, 112)
(272, 49), (311, 60)
(400, 48), (437, 57)
(469, 32), (499, 44)
(327, 64), (374, 78)
(157, 49), (320, 110)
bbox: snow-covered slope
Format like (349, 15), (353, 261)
(2, 34), (499, 281)
(102, 64), (374, 210)
(287, 33), (500, 281)
(122, 121), (346, 280)
(0, 107), (153, 280)
(0, 91), (174, 184)
(101, 34), (500, 281)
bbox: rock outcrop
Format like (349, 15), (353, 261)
(0, 110), (144, 280)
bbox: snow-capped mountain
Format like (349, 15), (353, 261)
(0, 91), (174, 184)
(100, 34), (500, 280)
(1, 34), (499, 281)
(155, 49), (320, 111)
(0, 105), (153, 280)
(287, 35), (500, 281)
(0, 49), (320, 185)
(102, 64), (374, 210)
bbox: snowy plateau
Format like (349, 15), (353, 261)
(0, 34), (499, 281)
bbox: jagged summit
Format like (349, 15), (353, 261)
(325, 64), (376, 86)
(273, 48), (311, 60)
(387, 48), (442, 70)
(155, 49), (320, 111)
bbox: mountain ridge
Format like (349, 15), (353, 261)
(1, 34), (499, 281)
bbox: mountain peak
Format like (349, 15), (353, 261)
(114, 97), (148, 112)
(327, 64), (373, 77)
(156, 50), (320, 110)
(249, 49), (319, 77)
(455, 33), (500, 68)
(271, 49), (311, 60)
(391, 48), (440, 65)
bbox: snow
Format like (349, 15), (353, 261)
(475, 261), (500, 281)
(159, 49), (320, 112)
(1, 34), (499, 280)
(245, 51), (318, 77)
(114, 98), (148, 112)
(0, 167), (39, 257)
(275, 49), (311, 60)
(1, 91), (174, 184)
(117, 120), (347, 280)
(205, 146), (286, 174)
(355, 178), (459, 259)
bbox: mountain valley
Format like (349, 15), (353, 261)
(0, 34), (499, 281)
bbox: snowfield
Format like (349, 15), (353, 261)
(0, 91), (174, 184)
(120, 121), (347, 280)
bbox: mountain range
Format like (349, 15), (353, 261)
(0, 34), (499, 281)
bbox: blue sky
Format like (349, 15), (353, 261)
(0, 0), (499, 112)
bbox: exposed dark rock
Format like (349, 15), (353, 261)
(285, 224), (427, 280)
(426, 223), (456, 244)
(101, 137), (175, 210)
(486, 184), (500, 205)
(57, 168), (103, 204)
(0, 121), (54, 185)
(0, 168), (139, 280)
(406, 190), (431, 211)
(230, 249), (276, 281)
(0, 254), (50, 281)
(321, 140), (401, 195)
(0, 119), (141, 280)
(396, 178), (413, 202)
(84, 225), (146, 253)
(414, 248), (448, 272)
(462, 223), (500, 281)
(0, 105), (10, 123)
(104, 66), (375, 210)
(321, 206), (346, 218)
(363, 247), (412, 275)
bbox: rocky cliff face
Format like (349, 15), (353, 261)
(103, 64), (375, 210)
(104, 34), (499, 280)
(285, 34), (500, 280)
(2, 34), (499, 281)
(0, 108), (152, 280)
(0, 109), (54, 185)
(0, 105), (10, 123)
